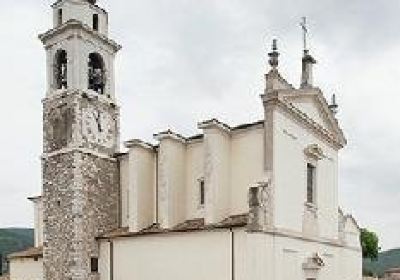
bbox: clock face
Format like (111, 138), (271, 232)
(82, 106), (115, 149)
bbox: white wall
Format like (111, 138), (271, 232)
(272, 107), (339, 239)
(158, 138), (187, 228)
(203, 127), (231, 224)
(9, 258), (43, 280)
(185, 141), (205, 219)
(31, 199), (43, 247)
(230, 127), (265, 215)
(53, 1), (108, 35)
(104, 231), (233, 280)
(128, 146), (156, 231)
(119, 155), (129, 228)
(98, 229), (361, 280)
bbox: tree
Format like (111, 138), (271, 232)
(361, 228), (380, 260)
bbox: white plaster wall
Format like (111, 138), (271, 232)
(158, 139), (187, 228)
(344, 218), (361, 248)
(98, 229), (360, 280)
(185, 141), (204, 219)
(128, 147), (156, 231)
(9, 258), (43, 280)
(273, 107), (339, 239)
(99, 241), (111, 280)
(119, 155), (129, 228)
(32, 200), (43, 247)
(109, 231), (232, 280)
(203, 128), (231, 224)
(53, 1), (108, 35)
(267, 233), (361, 280)
(230, 127), (265, 215)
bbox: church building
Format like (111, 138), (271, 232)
(7, 0), (362, 280)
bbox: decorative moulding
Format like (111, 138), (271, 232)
(302, 253), (325, 271)
(39, 19), (122, 51)
(304, 144), (324, 161)
(198, 118), (231, 134)
(153, 129), (187, 144)
(124, 139), (154, 150)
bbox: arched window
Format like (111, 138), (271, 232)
(54, 49), (67, 89)
(88, 52), (106, 95)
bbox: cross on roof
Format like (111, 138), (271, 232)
(300, 17), (308, 51)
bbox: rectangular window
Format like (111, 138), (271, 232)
(199, 179), (205, 206)
(58, 9), (63, 26)
(93, 14), (99, 31)
(91, 257), (98, 273)
(307, 163), (316, 204)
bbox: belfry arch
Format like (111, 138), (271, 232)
(88, 52), (106, 95)
(54, 49), (67, 89)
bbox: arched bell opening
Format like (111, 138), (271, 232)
(54, 49), (68, 90)
(88, 52), (106, 95)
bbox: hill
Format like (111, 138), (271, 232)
(0, 228), (34, 275)
(364, 248), (400, 277)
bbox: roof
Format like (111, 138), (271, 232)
(39, 20), (121, 52)
(7, 247), (43, 260)
(98, 214), (248, 240)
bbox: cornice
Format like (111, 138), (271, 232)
(124, 139), (155, 151)
(42, 89), (119, 109)
(198, 118), (231, 134)
(38, 19), (121, 52)
(263, 93), (345, 149)
(153, 129), (187, 144)
(42, 147), (117, 162)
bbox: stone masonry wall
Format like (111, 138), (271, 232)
(43, 91), (120, 280)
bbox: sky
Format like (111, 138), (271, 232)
(0, 0), (399, 250)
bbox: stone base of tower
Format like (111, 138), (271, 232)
(43, 152), (119, 280)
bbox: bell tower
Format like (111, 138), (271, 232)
(39, 0), (121, 279)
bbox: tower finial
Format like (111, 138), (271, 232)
(268, 39), (279, 70)
(300, 17), (308, 52)
(329, 93), (339, 115)
(300, 17), (317, 88)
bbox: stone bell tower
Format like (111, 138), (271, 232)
(39, 0), (121, 279)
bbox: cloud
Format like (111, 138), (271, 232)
(0, 0), (399, 250)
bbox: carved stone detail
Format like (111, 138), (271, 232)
(247, 182), (273, 232)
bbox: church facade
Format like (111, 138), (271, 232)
(7, 0), (362, 280)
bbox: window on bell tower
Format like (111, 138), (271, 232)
(54, 49), (67, 90)
(88, 53), (106, 95)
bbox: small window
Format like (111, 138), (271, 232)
(199, 179), (205, 206)
(58, 9), (63, 25)
(307, 163), (316, 204)
(93, 14), (99, 31)
(91, 257), (98, 273)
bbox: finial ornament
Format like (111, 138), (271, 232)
(329, 94), (339, 115)
(268, 39), (279, 70)
(300, 17), (308, 52)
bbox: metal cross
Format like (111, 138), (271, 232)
(300, 17), (308, 51)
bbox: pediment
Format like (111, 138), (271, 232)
(281, 89), (346, 145)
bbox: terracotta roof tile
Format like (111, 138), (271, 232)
(98, 214), (248, 240)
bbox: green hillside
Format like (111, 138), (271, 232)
(364, 248), (400, 277)
(0, 228), (34, 275)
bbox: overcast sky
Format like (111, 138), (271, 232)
(0, 0), (399, 250)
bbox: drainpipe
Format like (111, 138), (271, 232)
(109, 240), (114, 280)
(155, 148), (159, 224)
(230, 228), (235, 280)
